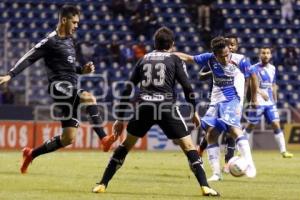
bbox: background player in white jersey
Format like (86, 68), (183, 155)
(243, 47), (293, 158)
(175, 36), (258, 181)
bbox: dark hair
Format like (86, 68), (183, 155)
(59, 5), (80, 19)
(154, 27), (174, 50)
(211, 36), (227, 54)
(260, 46), (272, 50)
(260, 46), (272, 52)
(224, 33), (238, 40)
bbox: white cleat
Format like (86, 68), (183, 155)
(245, 163), (256, 178)
(207, 174), (222, 182)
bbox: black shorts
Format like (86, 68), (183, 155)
(50, 81), (83, 128)
(126, 103), (189, 139)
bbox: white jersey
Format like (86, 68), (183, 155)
(194, 53), (255, 105)
(253, 62), (276, 106)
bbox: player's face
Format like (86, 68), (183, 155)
(215, 47), (230, 66)
(260, 48), (272, 64)
(227, 38), (238, 53)
(63, 15), (79, 36)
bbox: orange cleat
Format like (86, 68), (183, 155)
(101, 135), (117, 152)
(20, 147), (33, 174)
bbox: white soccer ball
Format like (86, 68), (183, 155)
(228, 156), (248, 177)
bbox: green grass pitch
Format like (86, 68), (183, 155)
(0, 150), (299, 200)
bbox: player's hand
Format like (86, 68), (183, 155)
(258, 89), (269, 101)
(250, 99), (259, 109)
(113, 120), (124, 136)
(82, 61), (95, 74)
(192, 112), (200, 128)
(0, 75), (11, 85)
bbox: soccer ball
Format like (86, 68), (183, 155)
(228, 156), (248, 177)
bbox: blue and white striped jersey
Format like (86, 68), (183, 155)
(193, 52), (255, 105)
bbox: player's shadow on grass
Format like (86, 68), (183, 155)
(108, 191), (200, 198)
(0, 171), (21, 175)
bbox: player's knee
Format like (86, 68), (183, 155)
(60, 137), (74, 146)
(248, 124), (256, 130)
(181, 142), (195, 152)
(271, 121), (281, 130)
(80, 91), (96, 104)
(61, 133), (76, 146)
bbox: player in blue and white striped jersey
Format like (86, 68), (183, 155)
(243, 47), (293, 158)
(175, 36), (258, 180)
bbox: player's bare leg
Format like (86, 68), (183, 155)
(198, 136), (208, 157)
(93, 133), (138, 193)
(175, 135), (219, 197)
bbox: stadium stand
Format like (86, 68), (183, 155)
(0, 0), (299, 109)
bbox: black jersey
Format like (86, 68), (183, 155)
(118, 51), (196, 117)
(8, 31), (82, 86)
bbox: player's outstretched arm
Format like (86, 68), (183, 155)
(0, 75), (11, 85)
(198, 71), (212, 81)
(192, 112), (200, 128)
(173, 52), (195, 64)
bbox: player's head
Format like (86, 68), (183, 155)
(259, 47), (272, 65)
(225, 33), (238, 53)
(154, 27), (174, 51)
(211, 36), (230, 66)
(58, 5), (80, 36)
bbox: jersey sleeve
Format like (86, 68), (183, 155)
(175, 56), (197, 111)
(239, 57), (255, 78)
(7, 38), (49, 78)
(193, 53), (212, 68)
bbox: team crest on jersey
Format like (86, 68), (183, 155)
(67, 56), (75, 63)
(224, 64), (236, 76)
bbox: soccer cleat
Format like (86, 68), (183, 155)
(20, 147), (33, 174)
(201, 186), (220, 197)
(101, 134), (117, 152)
(245, 163), (256, 178)
(92, 184), (106, 193)
(207, 174), (222, 182)
(222, 163), (230, 174)
(282, 151), (293, 158)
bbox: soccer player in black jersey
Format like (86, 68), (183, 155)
(92, 27), (219, 197)
(0, 5), (116, 174)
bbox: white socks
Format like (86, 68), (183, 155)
(207, 144), (221, 176)
(243, 128), (253, 148)
(274, 130), (287, 153)
(236, 135), (254, 166)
